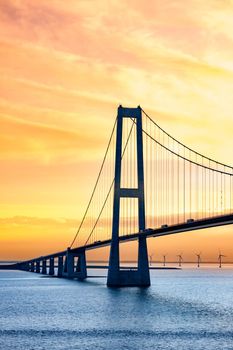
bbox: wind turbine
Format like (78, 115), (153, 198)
(195, 252), (201, 268)
(163, 254), (166, 267)
(149, 253), (154, 266)
(218, 251), (226, 268)
(177, 253), (183, 267)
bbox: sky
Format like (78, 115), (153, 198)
(1, 0), (233, 262)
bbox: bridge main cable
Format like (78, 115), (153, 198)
(141, 108), (233, 172)
(70, 117), (117, 248)
(84, 118), (136, 246)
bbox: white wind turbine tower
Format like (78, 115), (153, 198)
(195, 252), (201, 268)
(177, 253), (183, 267)
(149, 253), (154, 266)
(218, 250), (226, 268)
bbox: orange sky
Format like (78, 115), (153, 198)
(1, 0), (233, 262)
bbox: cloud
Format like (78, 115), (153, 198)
(0, 0), (84, 47)
(0, 112), (105, 162)
(0, 215), (78, 227)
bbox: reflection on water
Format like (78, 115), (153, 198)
(0, 267), (233, 350)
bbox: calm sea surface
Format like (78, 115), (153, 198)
(0, 266), (233, 350)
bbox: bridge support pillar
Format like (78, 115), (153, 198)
(36, 261), (40, 273)
(62, 248), (87, 280)
(30, 262), (35, 272)
(49, 257), (54, 275)
(107, 236), (150, 287)
(42, 259), (47, 274)
(19, 262), (30, 271)
(57, 256), (64, 277)
(138, 236), (150, 285)
(107, 106), (150, 287)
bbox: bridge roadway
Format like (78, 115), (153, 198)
(14, 213), (233, 266)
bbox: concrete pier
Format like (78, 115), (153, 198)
(62, 248), (87, 280)
(57, 256), (63, 277)
(36, 261), (40, 273)
(30, 262), (35, 272)
(22, 262), (30, 271)
(42, 260), (47, 274)
(107, 236), (150, 287)
(49, 257), (54, 275)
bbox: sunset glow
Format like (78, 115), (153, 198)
(1, 0), (233, 261)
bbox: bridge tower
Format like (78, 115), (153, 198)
(107, 106), (150, 287)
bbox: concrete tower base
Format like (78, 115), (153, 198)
(107, 236), (150, 287)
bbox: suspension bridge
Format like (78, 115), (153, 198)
(7, 106), (233, 286)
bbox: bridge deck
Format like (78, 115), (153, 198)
(13, 213), (233, 266)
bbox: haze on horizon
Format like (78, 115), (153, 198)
(1, 0), (233, 262)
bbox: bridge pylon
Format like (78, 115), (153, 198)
(107, 105), (150, 287)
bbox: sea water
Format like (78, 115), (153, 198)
(0, 266), (233, 350)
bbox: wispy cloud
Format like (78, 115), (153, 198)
(0, 112), (106, 162)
